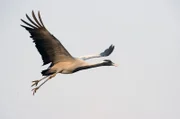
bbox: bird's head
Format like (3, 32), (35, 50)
(103, 59), (118, 67)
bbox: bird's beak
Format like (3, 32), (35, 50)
(113, 63), (118, 67)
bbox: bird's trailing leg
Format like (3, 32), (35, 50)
(31, 76), (48, 87)
(31, 72), (58, 95)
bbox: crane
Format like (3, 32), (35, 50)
(21, 11), (117, 95)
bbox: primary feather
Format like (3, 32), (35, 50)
(21, 11), (74, 65)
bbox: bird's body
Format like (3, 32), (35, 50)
(43, 58), (88, 74)
(21, 11), (117, 95)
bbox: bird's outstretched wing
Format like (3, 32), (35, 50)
(21, 11), (74, 65)
(79, 45), (114, 60)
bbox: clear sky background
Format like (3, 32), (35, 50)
(0, 0), (180, 119)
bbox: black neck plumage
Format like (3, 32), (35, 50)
(72, 62), (108, 73)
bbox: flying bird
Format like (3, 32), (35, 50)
(21, 11), (117, 95)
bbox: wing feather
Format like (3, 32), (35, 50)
(32, 11), (43, 27)
(21, 19), (37, 28)
(26, 14), (40, 28)
(79, 45), (115, 60)
(38, 11), (45, 27)
(21, 10), (74, 65)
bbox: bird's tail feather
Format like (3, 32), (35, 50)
(41, 69), (56, 76)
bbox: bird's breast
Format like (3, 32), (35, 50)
(52, 60), (88, 74)
(60, 69), (73, 74)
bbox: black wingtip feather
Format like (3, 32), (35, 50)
(38, 11), (45, 27)
(20, 24), (33, 30)
(26, 13), (40, 28)
(21, 18), (37, 29)
(32, 10), (43, 27)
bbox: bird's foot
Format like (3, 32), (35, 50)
(32, 87), (39, 95)
(31, 80), (40, 87)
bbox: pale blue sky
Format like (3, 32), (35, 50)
(0, 0), (180, 119)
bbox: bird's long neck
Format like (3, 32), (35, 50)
(72, 62), (107, 73)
